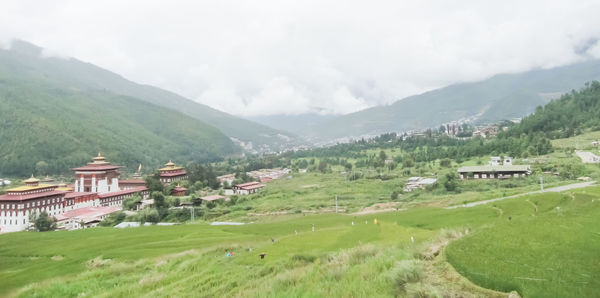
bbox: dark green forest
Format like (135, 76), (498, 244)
(0, 77), (239, 177)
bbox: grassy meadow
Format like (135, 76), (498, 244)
(2, 184), (600, 297)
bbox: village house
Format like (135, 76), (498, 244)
(199, 194), (228, 204)
(232, 181), (265, 195)
(458, 157), (531, 179)
(158, 161), (188, 184)
(217, 174), (236, 186)
(171, 185), (187, 197)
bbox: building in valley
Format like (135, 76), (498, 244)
(158, 161), (187, 184)
(73, 153), (121, 193)
(217, 174), (236, 186)
(119, 164), (147, 190)
(458, 157), (530, 179)
(0, 175), (67, 233)
(0, 154), (150, 233)
(171, 185), (187, 197)
(232, 181), (265, 195)
(56, 205), (121, 230)
(403, 177), (438, 192)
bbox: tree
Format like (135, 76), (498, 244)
(390, 191), (399, 200)
(35, 161), (49, 176)
(379, 150), (388, 161)
(443, 172), (458, 192)
(34, 212), (56, 232)
(344, 162), (353, 171)
(439, 158), (452, 168)
(317, 160), (328, 173)
(123, 194), (142, 210)
(139, 208), (160, 224)
(145, 175), (164, 192)
(402, 158), (415, 168)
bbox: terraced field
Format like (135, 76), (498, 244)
(2, 185), (599, 297)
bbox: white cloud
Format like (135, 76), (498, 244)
(1, 0), (600, 116)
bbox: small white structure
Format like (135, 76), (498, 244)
(114, 222), (152, 228)
(404, 177), (438, 192)
(489, 157), (501, 166)
(210, 222), (245, 226)
(503, 157), (513, 166)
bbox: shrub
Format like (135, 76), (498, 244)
(389, 260), (425, 288)
(34, 212), (56, 232)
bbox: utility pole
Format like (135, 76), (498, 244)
(540, 176), (544, 191)
(335, 195), (338, 213)
(191, 207), (195, 222)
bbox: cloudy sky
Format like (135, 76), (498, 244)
(1, 1), (600, 116)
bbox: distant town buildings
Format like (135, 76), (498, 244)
(247, 168), (290, 182)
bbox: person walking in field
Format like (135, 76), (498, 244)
(312, 224), (315, 232)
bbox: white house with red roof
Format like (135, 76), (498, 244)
(232, 181), (265, 195)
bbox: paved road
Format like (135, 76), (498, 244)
(445, 181), (596, 209)
(575, 151), (600, 163)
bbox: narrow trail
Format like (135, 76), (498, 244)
(446, 181), (596, 209)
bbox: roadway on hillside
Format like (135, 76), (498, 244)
(446, 181), (596, 209)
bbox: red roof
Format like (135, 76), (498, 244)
(56, 205), (121, 221)
(73, 165), (121, 171)
(200, 195), (225, 201)
(98, 187), (148, 198)
(235, 181), (261, 187)
(160, 171), (187, 177)
(173, 187), (187, 191)
(64, 192), (97, 199)
(0, 190), (67, 201)
(240, 184), (265, 190)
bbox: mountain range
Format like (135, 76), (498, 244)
(0, 41), (296, 176)
(297, 60), (600, 142)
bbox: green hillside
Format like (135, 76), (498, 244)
(0, 47), (239, 176)
(4, 40), (297, 152)
(305, 60), (600, 140)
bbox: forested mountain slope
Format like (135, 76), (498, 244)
(2, 40), (297, 153)
(305, 60), (600, 140)
(0, 43), (240, 177)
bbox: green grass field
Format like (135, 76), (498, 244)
(551, 130), (600, 150)
(2, 185), (600, 297)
